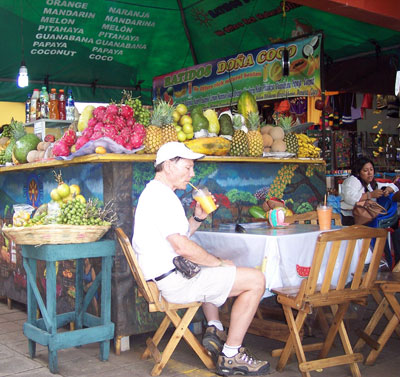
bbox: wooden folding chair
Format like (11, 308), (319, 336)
(354, 261), (400, 365)
(271, 225), (387, 377)
(285, 210), (342, 226)
(115, 228), (214, 376)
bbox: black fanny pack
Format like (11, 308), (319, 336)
(173, 256), (200, 279)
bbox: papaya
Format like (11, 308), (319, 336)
(219, 114), (233, 136)
(203, 109), (220, 134)
(184, 137), (231, 156)
(290, 58), (308, 76)
(78, 105), (95, 132)
(237, 91), (258, 119)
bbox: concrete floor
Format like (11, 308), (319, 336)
(0, 298), (399, 377)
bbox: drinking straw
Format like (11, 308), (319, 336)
(188, 182), (199, 191)
(324, 194), (327, 206)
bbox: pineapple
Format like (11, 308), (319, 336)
(280, 116), (299, 155)
(246, 111), (263, 157)
(229, 115), (249, 156)
(144, 102), (163, 153)
(160, 101), (178, 144)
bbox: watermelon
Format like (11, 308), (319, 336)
(13, 134), (41, 163)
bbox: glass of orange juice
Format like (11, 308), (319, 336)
(192, 187), (217, 215)
(317, 204), (332, 230)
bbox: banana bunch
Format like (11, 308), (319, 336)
(296, 134), (321, 158)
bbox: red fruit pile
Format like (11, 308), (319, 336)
(53, 129), (77, 157)
(75, 104), (146, 151)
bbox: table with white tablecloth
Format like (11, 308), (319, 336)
(192, 223), (367, 298)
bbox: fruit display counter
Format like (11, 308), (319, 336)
(0, 154), (325, 349)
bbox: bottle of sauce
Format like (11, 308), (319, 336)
(25, 93), (31, 123)
(49, 88), (59, 120)
(30, 89), (40, 122)
(58, 89), (66, 120)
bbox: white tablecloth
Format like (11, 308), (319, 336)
(192, 223), (367, 297)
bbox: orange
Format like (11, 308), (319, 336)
(95, 146), (107, 154)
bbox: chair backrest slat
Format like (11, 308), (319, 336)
(336, 239), (357, 290)
(303, 225), (387, 300)
(115, 228), (155, 305)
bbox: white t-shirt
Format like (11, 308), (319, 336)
(341, 175), (398, 217)
(132, 180), (190, 280)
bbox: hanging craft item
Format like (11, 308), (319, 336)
(351, 94), (362, 121)
(276, 99), (290, 113)
(361, 93), (373, 118)
(386, 95), (400, 118)
(282, 48), (290, 77)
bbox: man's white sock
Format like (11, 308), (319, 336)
(207, 320), (223, 331)
(222, 344), (241, 357)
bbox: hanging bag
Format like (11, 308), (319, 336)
(352, 199), (387, 225)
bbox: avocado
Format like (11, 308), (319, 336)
(13, 134), (41, 163)
(190, 105), (204, 117)
(192, 113), (209, 132)
(219, 114), (233, 136)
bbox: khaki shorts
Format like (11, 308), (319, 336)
(155, 265), (236, 307)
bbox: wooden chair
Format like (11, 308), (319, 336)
(115, 228), (214, 376)
(271, 225), (387, 377)
(353, 261), (400, 365)
(285, 210), (342, 226)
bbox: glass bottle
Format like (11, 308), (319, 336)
(30, 89), (40, 122)
(66, 89), (75, 121)
(39, 86), (49, 119)
(25, 93), (31, 123)
(49, 88), (60, 120)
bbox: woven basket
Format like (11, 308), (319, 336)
(1, 224), (110, 245)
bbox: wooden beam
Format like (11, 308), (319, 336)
(291, 0), (400, 32)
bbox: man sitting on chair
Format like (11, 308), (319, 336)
(132, 142), (270, 376)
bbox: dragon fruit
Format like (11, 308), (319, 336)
(114, 116), (126, 132)
(126, 118), (134, 128)
(103, 113), (116, 124)
(82, 127), (94, 139)
(62, 129), (77, 147)
(90, 131), (104, 140)
(130, 134), (143, 149)
(93, 122), (105, 134)
(87, 117), (97, 128)
(105, 104), (119, 116)
(133, 122), (146, 137)
(75, 135), (90, 150)
(52, 140), (70, 156)
(121, 105), (133, 119)
(103, 126), (117, 140)
(92, 106), (107, 121)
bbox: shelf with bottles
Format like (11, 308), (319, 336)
(24, 119), (73, 141)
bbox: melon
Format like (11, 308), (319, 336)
(269, 127), (285, 140)
(13, 134), (41, 163)
(262, 133), (273, 147)
(271, 139), (286, 152)
(260, 125), (273, 135)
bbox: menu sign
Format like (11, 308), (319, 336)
(153, 33), (322, 108)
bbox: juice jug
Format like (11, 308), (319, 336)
(58, 89), (66, 120)
(49, 88), (59, 120)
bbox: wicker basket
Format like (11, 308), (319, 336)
(1, 224), (110, 245)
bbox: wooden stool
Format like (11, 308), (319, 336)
(21, 240), (115, 374)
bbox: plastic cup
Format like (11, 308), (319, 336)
(317, 204), (332, 230)
(192, 187), (217, 215)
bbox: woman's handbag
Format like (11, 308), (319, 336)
(173, 256), (200, 279)
(352, 199), (387, 225)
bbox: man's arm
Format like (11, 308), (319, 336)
(167, 233), (233, 267)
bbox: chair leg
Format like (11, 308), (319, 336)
(372, 290), (400, 337)
(278, 305), (310, 377)
(142, 315), (171, 360)
(354, 297), (388, 351)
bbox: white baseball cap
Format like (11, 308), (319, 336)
(155, 142), (204, 166)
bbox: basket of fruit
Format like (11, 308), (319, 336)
(2, 172), (115, 245)
(2, 224), (110, 245)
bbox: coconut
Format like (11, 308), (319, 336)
(260, 125), (273, 135)
(271, 139), (286, 152)
(262, 133), (273, 147)
(26, 150), (39, 163)
(263, 147), (271, 153)
(269, 126), (285, 140)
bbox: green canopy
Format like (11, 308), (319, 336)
(0, 0), (399, 104)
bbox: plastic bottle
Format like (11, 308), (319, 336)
(58, 89), (66, 120)
(25, 93), (31, 123)
(49, 88), (59, 120)
(39, 86), (49, 119)
(30, 89), (40, 122)
(66, 89), (75, 121)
